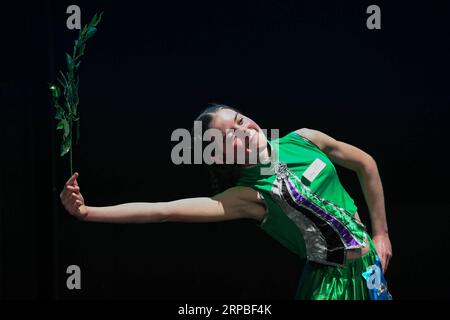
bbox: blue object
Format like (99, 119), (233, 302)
(362, 256), (392, 300)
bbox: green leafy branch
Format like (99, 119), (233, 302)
(49, 12), (103, 175)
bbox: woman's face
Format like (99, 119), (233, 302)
(209, 108), (268, 165)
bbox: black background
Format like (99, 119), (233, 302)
(1, 0), (449, 300)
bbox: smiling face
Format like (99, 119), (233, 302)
(208, 108), (269, 165)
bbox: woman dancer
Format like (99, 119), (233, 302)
(60, 104), (392, 300)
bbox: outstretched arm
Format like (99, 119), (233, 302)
(296, 128), (392, 272)
(60, 173), (266, 224)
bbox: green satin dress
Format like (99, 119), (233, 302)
(236, 132), (391, 300)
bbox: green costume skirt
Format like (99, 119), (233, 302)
(296, 236), (390, 300)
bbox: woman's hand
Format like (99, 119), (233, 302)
(372, 232), (392, 273)
(60, 172), (88, 220)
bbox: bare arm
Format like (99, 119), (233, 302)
(296, 128), (392, 272)
(60, 173), (266, 224)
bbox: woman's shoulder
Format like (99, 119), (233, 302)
(277, 128), (322, 150)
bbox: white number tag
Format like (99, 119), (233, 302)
(302, 158), (326, 182)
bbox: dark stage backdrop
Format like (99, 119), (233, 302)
(1, 0), (449, 300)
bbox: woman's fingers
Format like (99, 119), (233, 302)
(60, 188), (75, 204)
(62, 194), (76, 209)
(65, 172), (79, 187)
(372, 234), (392, 273)
(380, 251), (392, 273)
(60, 174), (81, 202)
(66, 185), (80, 193)
(381, 254), (387, 273)
(384, 252), (392, 272)
(68, 193), (84, 210)
(70, 192), (82, 201)
(60, 172), (87, 219)
(60, 175), (80, 199)
(61, 191), (84, 212)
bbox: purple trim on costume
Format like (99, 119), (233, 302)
(286, 178), (360, 248)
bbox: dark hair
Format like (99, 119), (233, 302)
(192, 103), (242, 194)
